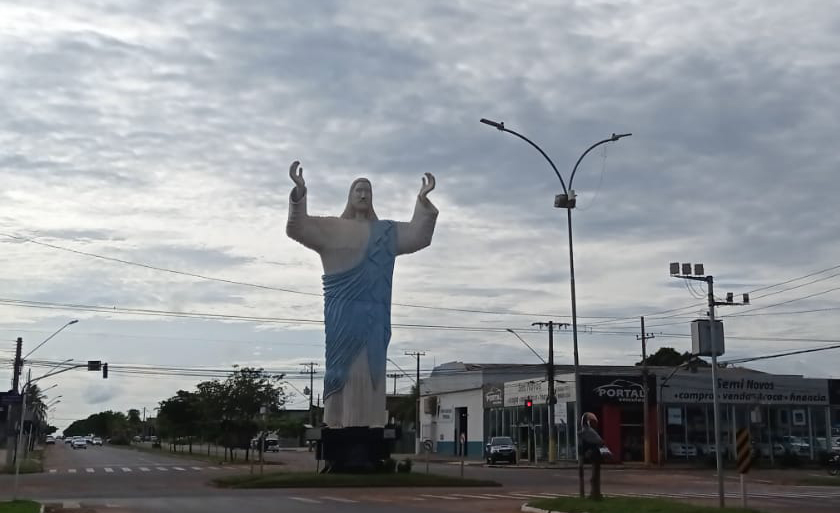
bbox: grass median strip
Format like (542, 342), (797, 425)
(112, 443), (282, 466)
(213, 471), (501, 489)
(0, 500), (41, 513)
(797, 476), (840, 486)
(527, 496), (765, 513)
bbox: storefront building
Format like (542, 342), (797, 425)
(420, 362), (839, 463)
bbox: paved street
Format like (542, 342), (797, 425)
(2, 444), (840, 512)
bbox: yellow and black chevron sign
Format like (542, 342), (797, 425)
(736, 428), (752, 474)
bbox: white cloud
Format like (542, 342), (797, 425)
(2, 0), (840, 428)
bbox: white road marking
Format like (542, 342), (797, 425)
(407, 497), (426, 501)
(482, 494), (519, 499)
(289, 497), (321, 504)
(85, 468), (95, 473)
(121, 467), (132, 472)
(104, 467), (114, 473)
(507, 492), (546, 498)
(207, 466), (219, 470)
(156, 467), (169, 471)
(191, 466), (203, 470)
(450, 494), (495, 500)
(139, 467), (151, 472)
(62, 502), (81, 509)
(48, 469), (57, 474)
(68, 469), (77, 473)
(321, 496), (358, 503)
(419, 494), (460, 500)
(173, 466), (186, 471)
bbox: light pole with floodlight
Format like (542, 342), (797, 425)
(481, 118), (630, 498)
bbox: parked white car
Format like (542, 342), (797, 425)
(71, 438), (87, 450)
(669, 443), (697, 457)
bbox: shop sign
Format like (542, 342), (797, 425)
(439, 408), (453, 423)
(503, 377), (573, 407)
(662, 372), (829, 405)
(581, 375), (653, 405)
(829, 379), (840, 406)
(667, 407), (683, 425)
(482, 384), (504, 408)
(554, 402), (568, 425)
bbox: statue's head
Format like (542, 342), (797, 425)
(340, 178), (378, 220)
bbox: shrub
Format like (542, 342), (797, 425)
(382, 458), (397, 473)
(397, 458), (413, 473)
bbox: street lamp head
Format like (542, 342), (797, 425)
(69, 319), (79, 325)
(480, 118), (505, 130)
(611, 132), (632, 141)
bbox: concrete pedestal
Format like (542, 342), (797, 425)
(307, 426), (400, 472)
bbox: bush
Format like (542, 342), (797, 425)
(381, 458), (397, 473)
(109, 435), (131, 446)
(397, 458), (413, 473)
(779, 451), (801, 468)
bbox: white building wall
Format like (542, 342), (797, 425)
(420, 388), (484, 457)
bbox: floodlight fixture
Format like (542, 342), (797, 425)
(669, 262), (680, 275)
(681, 263), (692, 275)
(694, 263), (705, 276)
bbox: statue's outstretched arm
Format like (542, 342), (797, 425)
(286, 161), (328, 251)
(395, 173), (438, 255)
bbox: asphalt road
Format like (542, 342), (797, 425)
(2, 444), (839, 513)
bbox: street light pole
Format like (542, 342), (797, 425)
(481, 118), (631, 497)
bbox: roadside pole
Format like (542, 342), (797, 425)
(459, 433), (465, 478)
(424, 439), (432, 474)
(736, 428), (752, 509)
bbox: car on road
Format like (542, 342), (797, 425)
(485, 436), (517, 464)
(780, 435), (810, 456)
(92, 437), (103, 446)
(45, 436), (56, 445)
(71, 438), (87, 450)
(64, 437), (73, 444)
(669, 442), (698, 457)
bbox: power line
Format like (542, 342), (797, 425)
(0, 232), (614, 320)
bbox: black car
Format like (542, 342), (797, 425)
(485, 436), (517, 464)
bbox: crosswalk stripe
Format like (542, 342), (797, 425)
(139, 467), (150, 472)
(191, 466), (202, 470)
(173, 467), (186, 471)
(321, 497), (358, 503)
(62, 501), (81, 509)
(68, 469), (77, 473)
(156, 467), (168, 471)
(450, 494), (495, 500)
(121, 468), (132, 472)
(207, 466), (219, 470)
(290, 497), (321, 504)
(507, 493), (545, 498)
(419, 494), (460, 500)
(85, 468), (95, 473)
(104, 467), (114, 473)
(407, 497), (426, 501)
(48, 469), (57, 473)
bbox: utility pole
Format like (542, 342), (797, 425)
(300, 363), (319, 426)
(532, 321), (568, 464)
(671, 262), (750, 508)
(405, 351), (425, 453)
(387, 373), (401, 395)
(637, 317), (654, 466)
(12, 337), (23, 392)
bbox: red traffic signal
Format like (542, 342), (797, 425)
(525, 398), (533, 408)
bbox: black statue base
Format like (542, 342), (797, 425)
(306, 426), (400, 473)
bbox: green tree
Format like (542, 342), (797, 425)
(637, 347), (711, 368)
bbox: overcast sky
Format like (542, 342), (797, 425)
(2, 1), (839, 430)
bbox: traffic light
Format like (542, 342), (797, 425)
(102, 363), (108, 379)
(524, 397), (533, 414)
(87, 360), (101, 371)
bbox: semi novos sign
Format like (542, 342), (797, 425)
(661, 372), (829, 406)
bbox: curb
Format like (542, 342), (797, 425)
(521, 505), (567, 513)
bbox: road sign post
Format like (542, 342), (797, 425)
(736, 428), (753, 508)
(459, 433), (466, 478)
(423, 439), (433, 474)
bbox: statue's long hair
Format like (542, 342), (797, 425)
(340, 178), (378, 220)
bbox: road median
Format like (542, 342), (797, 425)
(212, 471), (501, 489)
(524, 496), (765, 513)
(0, 500), (41, 513)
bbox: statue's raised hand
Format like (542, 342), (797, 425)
(290, 161), (306, 200)
(419, 172), (435, 202)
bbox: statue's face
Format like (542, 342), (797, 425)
(351, 181), (372, 212)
